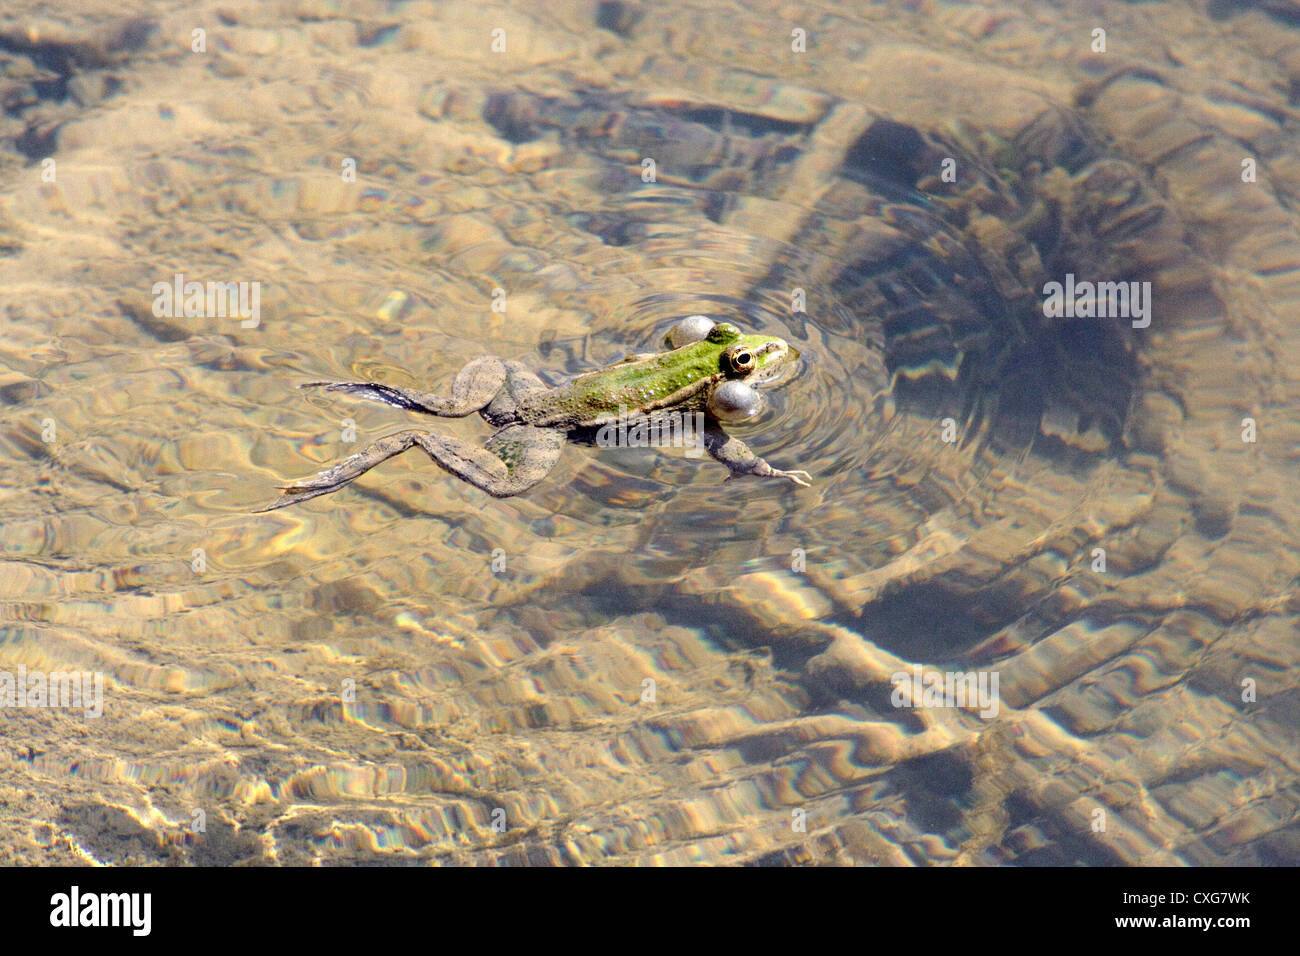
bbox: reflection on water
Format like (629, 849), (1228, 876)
(1, 0), (1298, 864)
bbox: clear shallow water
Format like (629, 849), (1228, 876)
(0, 0), (1298, 864)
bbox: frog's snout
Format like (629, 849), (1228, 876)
(788, 345), (800, 361)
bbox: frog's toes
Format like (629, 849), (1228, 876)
(776, 469), (813, 487)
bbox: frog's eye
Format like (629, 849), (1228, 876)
(706, 323), (742, 344)
(723, 345), (756, 375)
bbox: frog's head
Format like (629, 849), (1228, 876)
(704, 322), (800, 386)
(687, 321), (800, 423)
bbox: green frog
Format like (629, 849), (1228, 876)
(255, 316), (811, 511)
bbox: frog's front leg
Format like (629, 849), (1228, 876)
(703, 420), (812, 487)
(301, 356), (507, 417)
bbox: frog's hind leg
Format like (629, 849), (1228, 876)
(480, 360), (550, 426)
(415, 424), (565, 497)
(254, 423), (565, 512)
(302, 357), (506, 417)
(253, 430), (428, 512)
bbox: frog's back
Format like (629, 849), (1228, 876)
(518, 347), (723, 429)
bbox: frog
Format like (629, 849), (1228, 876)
(255, 316), (811, 512)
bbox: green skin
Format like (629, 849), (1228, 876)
(256, 322), (811, 511)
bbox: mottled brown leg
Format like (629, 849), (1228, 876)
(253, 431), (425, 512)
(255, 424), (567, 511)
(301, 357), (507, 417)
(414, 425), (565, 497)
